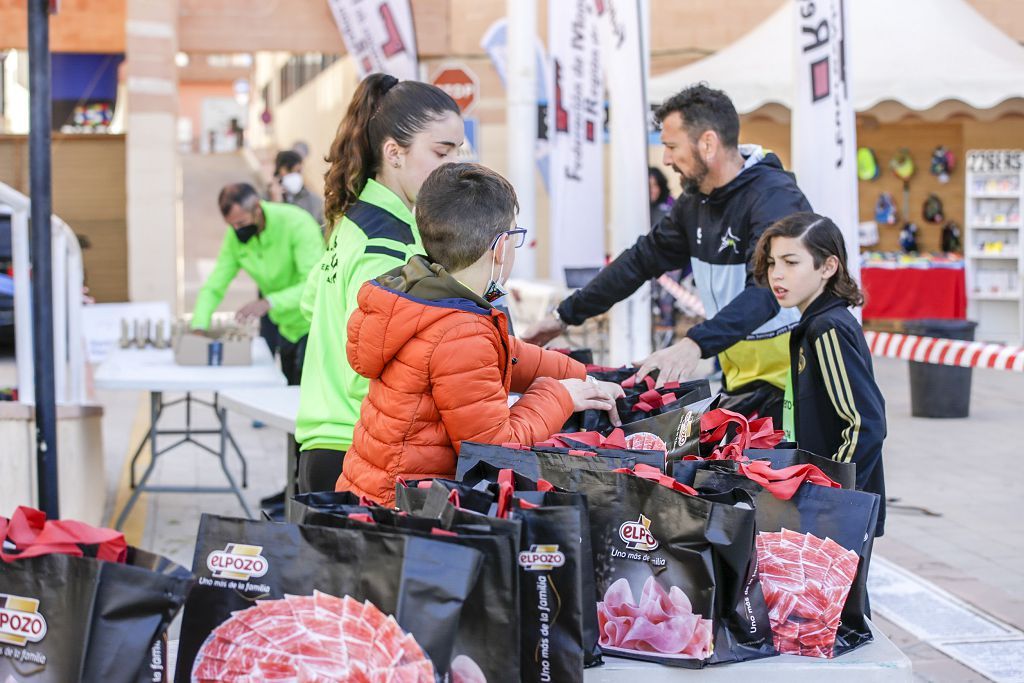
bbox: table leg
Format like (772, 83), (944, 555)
(218, 406), (254, 519)
(130, 392), (161, 488)
(115, 414), (163, 530)
(214, 393), (249, 488)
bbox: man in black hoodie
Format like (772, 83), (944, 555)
(525, 84), (812, 421)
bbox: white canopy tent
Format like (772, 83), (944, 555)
(650, 0), (1024, 114)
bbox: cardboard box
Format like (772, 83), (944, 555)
(173, 329), (253, 366)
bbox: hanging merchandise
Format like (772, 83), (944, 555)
(857, 147), (880, 181)
(930, 146), (956, 184)
(942, 221), (963, 253)
(899, 222), (920, 253)
(889, 148), (916, 182)
(874, 192), (898, 225)
(923, 193), (945, 223)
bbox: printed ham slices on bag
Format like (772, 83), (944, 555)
(598, 577), (713, 660)
(566, 466), (776, 668)
(191, 592), (435, 682)
(176, 515), (484, 683)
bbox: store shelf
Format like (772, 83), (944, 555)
(971, 291), (1021, 301)
(967, 251), (1020, 260)
(966, 150), (1024, 346)
(971, 192), (1021, 199)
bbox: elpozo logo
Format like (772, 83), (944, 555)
(675, 410), (696, 449)
(207, 543), (269, 580)
(619, 514), (659, 552)
(0, 594), (47, 646)
(518, 545), (566, 571)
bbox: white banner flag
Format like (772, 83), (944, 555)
(791, 0), (860, 285)
(327, 0), (418, 81)
(599, 0), (652, 362)
(548, 0), (605, 278)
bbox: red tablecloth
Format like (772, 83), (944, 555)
(861, 267), (967, 320)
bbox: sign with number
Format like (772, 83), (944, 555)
(431, 63), (479, 115)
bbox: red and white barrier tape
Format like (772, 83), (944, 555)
(865, 331), (1024, 372)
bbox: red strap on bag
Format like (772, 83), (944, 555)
(539, 429), (627, 450)
(0, 507), (127, 563)
(621, 375), (656, 391)
(495, 469), (515, 519)
(736, 460), (841, 500)
(431, 528), (457, 537)
(348, 513), (374, 524)
(612, 464), (698, 496)
(537, 479), (556, 493)
(500, 443), (531, 451)
(700, 409), (784, 460)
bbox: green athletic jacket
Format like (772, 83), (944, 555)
(296, 180), (425, 452)
(192, 201), (324, 343)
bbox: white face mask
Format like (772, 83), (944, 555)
(281, 172), (304, 195)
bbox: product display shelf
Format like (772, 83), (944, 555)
(964, 150), (1024, 344)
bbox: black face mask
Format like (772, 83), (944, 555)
(235, 224), (258, 243)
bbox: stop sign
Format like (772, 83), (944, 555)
(431, 63), (479, 115)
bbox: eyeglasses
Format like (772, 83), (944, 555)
(491, 228), (528, 250)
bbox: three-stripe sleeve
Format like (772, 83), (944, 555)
(813, 329), (862, 463)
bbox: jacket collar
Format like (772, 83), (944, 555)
(359, 178), (415, 228)
(377, 255), (494, 315)
(801, 291), (848, 322)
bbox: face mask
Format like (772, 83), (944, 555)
(281, 172), (304, 195)
(482, 243), (510, 304)
(235, 224), (258, 243)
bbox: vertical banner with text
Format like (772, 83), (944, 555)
(599, 0), (652, 363)
(326, 0), (419, 81)
(792, 0), (860, 286)
(548, 0), (605, 278)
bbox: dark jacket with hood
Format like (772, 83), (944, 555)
(786, 292), (887, 535)
(558, 146), (812, 393)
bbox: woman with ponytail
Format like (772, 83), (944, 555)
(295, 74), (463, 492)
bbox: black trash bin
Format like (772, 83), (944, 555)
(904, 319), (978, 418)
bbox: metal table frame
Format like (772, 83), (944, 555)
(114, 391), (253, 529)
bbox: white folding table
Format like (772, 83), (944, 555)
(218, 386), (301, 499)
(168, 620), (910, 681)
(94, 340), (286, 528)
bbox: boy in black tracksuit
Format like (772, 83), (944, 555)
(754, 212), (886, 536)
(788, 293), (887, 534)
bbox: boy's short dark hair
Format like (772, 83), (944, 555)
(416, 163), (519, 272)
(654, 83), (740, 149)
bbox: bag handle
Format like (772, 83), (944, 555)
(736, 460), (841, 500)
(0, 507), (127, 563)
(496, 469), (515, 519)
(612, 464), (698, 496)
(540, 429), (627, 450)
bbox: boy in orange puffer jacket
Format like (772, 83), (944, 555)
(338, 163), (623, 504)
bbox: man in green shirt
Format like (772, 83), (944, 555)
(192, 183), (325, 384)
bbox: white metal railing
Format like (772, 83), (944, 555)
(0, 182), (87, 406)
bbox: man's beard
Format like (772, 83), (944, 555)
(675, 154), (709, 195)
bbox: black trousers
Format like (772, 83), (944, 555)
(278, 334), (308, 386)
(297, 448), (346, 494)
